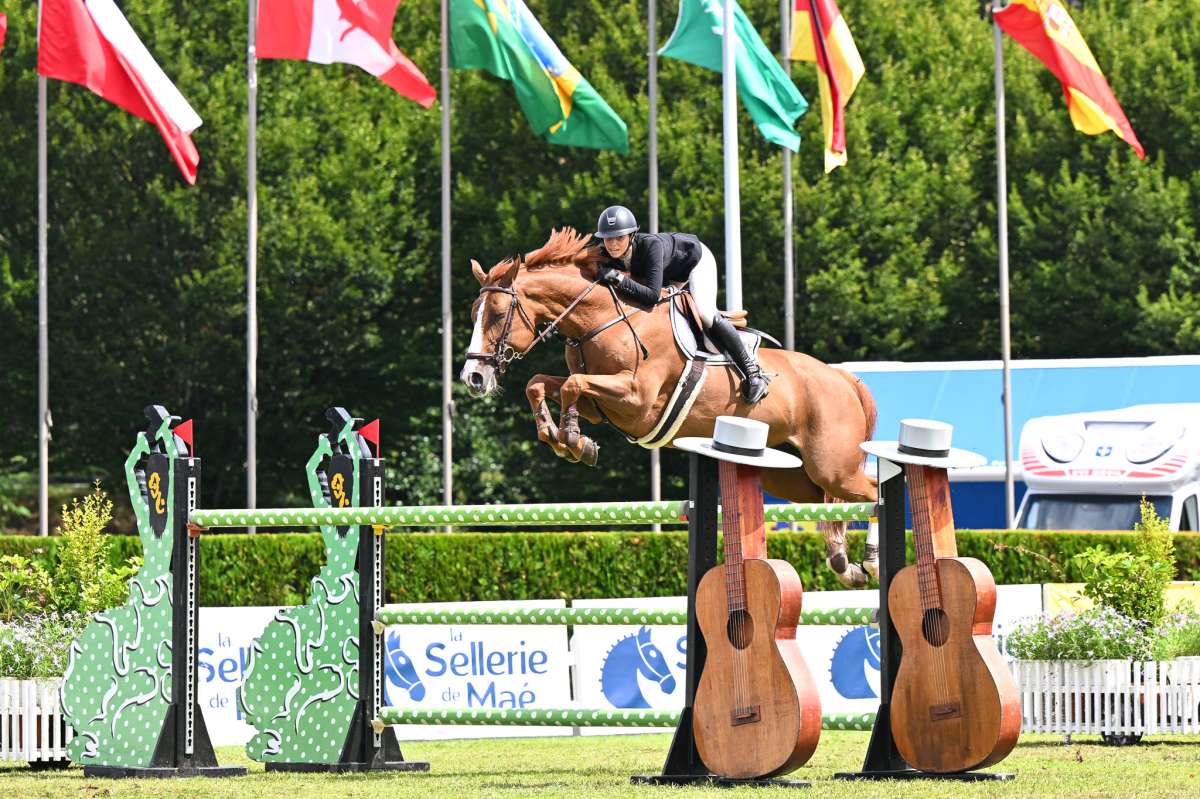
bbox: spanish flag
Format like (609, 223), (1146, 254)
(790, 0), (864, 172)
(994, 0), (1143, 159)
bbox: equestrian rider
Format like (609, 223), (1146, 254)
(592, 205), (770, 404)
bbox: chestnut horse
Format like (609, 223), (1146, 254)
(460, 229), (879, 586)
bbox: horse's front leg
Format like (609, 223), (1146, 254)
(525, 375), (575, 461)
(558, 372), (639, 466)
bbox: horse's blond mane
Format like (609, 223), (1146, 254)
(523, 227), (607, 270)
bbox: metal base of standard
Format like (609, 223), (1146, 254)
(264, 760), (430, 773)
(632, 774), (810, 788)
(82, 765), (247, 779)
(835, 769), (1015, 781)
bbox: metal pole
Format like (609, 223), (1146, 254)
(441, 0), (453, 508)
(648, 0), (661, 529)
(37, 67), (49, 538)
(247, 0), (259, 530)
(721, 0), (742, 312)
(780, 0), (794, 352)
(992, 2), (1015, 529)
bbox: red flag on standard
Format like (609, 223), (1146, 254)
(257, 0), (435, 107)
(38, 0), (203, 183)
(1, 13), (7, 53)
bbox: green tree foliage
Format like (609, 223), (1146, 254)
(1, 0), (1197, 512)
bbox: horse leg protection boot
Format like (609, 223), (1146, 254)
(708, 316), (770, 403)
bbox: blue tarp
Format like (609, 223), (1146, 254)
(843, 358), (1200, 466)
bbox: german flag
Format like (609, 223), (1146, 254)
(994, 0), (1143, 159)
(790, 0), (865, 173)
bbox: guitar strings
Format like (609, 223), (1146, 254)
(910, 467), (951, 709)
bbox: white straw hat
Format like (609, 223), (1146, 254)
(674, 416), (803, 469)
(860, 418), (986, 469)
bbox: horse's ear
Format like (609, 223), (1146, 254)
(471, 259), (487, 286)
(499, 257), (521, 286)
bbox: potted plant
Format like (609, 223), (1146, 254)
(1006, 499), (1200, 744)
(0, 485), (138, 768)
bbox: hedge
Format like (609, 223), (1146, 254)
(3, 529), (1198, 606)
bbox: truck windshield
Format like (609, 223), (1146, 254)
(1018, 495), (1172, 530)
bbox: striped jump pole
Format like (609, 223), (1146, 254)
(372, 605), (877, 632)
(189, 500), (875, 529)
(370, 707), (877, 733)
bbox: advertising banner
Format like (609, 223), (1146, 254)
(198, 606), (282, 745)
(379, 600), (574, 740)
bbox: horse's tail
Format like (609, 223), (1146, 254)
(822, 369), (878, 588)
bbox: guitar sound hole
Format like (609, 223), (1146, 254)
(726, 609), (754, 650)
(922, 608), (950, 647)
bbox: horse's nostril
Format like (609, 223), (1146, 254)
(467, 372), (484, 390)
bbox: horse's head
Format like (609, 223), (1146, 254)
(460, 228), (606, 398)
(460, 256), (530, 397)
(633, 626), (676, 694)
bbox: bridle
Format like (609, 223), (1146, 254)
(464, 255), (609, 374)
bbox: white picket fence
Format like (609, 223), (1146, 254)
(0, 678), (72, 763)
(1011, 658), (1200, 737)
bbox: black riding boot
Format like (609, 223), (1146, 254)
(707, 316), (770, 403)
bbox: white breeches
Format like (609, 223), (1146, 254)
(680, 244), (719, 328)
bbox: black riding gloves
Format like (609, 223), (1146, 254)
(597, 265), (625, 286)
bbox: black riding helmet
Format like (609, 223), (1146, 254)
(595, 205), (639, 239)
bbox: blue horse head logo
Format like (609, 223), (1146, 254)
(600, 626), (677, 708)
(829, 625), (881, 699)
(384, 631), (426, 704)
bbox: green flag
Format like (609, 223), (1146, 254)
(450, 0), (629, 153)
(660, 0), (808, 150)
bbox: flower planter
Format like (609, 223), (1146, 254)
(0, 678), (73, 767)
(1010, 658), (1200, 742)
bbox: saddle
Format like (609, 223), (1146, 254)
(667, 291), (778, 363)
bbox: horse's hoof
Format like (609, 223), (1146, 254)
(828, 557), (869, 588)
(579, 439), (599, 467)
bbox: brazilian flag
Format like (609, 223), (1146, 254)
(451, 0), (629, 153)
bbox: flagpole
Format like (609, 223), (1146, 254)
(247, 0), (259, 531)
(37, 41), (49, 538)
(992, 0), (1015, 529)
(647, 0), (661, 529)
(441, 0), (454, 510)
(780, 0), (794, 352)
(721, 0), (742, 311)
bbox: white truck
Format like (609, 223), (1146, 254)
(1016, 403), (1200, 531)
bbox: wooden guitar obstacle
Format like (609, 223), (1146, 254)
(841, 418), (1020, 780)
(687, 419), (822, 780)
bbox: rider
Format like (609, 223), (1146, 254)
(592, 205), (770, 404)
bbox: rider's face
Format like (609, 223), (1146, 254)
(603, 234), (632, 258)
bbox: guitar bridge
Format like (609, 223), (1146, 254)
(929, 702), (961, 721)
(730, 705), (761, 727)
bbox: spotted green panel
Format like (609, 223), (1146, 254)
(374, 605), (875, 627)
(191, 500), (873, 529)
(61, 419), (179, 767)
(373, 707), (876, 731)
(240, 424), (362, 764)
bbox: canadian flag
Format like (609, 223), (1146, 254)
(38, 0), (202, 183)
(257, 0), (435, 107)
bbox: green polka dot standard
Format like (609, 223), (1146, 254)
(60, 412), (180, 768)
(373, 605), (875, 628)
(190, 500), (873, 528)
(240, 418), (364, 765)
(371, 707), (876, 731)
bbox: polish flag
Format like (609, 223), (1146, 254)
(38, 0), (202, 183)
(257, 0), (435, 107)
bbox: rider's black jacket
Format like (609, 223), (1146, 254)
(600, 232), (703, 309)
